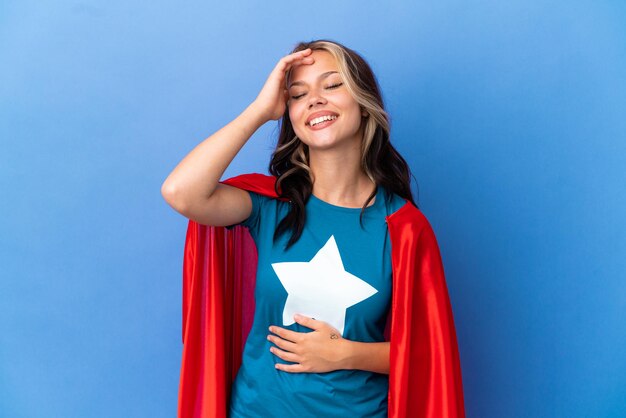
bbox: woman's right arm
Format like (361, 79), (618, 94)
(160, 48), (314, 227)
(160, 102), (267, 226)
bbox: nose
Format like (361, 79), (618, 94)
(307, 86), (327, 108)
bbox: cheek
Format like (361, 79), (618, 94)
(288, 106), (306, 134)
(287, 102), (302, 122)
(287, 106), (296, 122)
(342, 103), (363, 127)
(336, 96), (361, 116)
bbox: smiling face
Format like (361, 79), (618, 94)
(286, 50), (364, 151)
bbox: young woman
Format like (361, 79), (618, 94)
(162, 39), (464, 418)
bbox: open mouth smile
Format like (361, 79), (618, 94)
(307, 115), (338, 130)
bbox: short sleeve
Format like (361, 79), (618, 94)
(224, 190), (262, 239)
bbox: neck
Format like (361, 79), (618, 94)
(308, 144), (376, 208)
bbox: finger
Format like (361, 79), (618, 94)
(279, 57), (313, 77)
(269, 346), (300, 363)
(284, 58), (314, 77)
(295, 56), (314, 63)
(269, 325), (303, 343)
(293, 314), (321, 330)
(278, 50), (314, 72)
(290, 47), (312, 57)
(268, 334), (298, 352)
(279, 49), (311, 66)
(293, 56), (314, 66)
(275, 362), (308, 373)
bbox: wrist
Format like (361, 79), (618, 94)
(339, 338), (355, 370)
(246, 101), (270, 126)
(337, 340), (390, 374)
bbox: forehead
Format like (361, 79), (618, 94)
(287, 50), (339, 87)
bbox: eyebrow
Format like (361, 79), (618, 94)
(288, 71), (339, 89)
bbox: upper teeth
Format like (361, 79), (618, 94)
(309, 115), (337, 126)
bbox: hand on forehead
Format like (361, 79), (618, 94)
(287, 50), (338, 89)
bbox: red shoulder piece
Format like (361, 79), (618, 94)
(177, 173), (465, 418)
(178, 173), (276, 418)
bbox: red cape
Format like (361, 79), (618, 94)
(177, 173), (465, 417)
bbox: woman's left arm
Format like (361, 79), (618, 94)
(342, 339), (389, 374)
(267, 314), (389, 375)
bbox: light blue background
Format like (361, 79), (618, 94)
(1, 1), (625, 417)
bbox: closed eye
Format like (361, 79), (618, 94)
(291, 82), (344, 100)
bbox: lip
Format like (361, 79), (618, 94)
(306, 111), (339, 126)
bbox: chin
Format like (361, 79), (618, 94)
(300, 132), (338, 146)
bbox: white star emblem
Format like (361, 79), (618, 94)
(270, 235), (378, 336)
